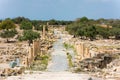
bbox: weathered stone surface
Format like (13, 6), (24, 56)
(74, 53), (114, 72)
(0, 67), (25, 76)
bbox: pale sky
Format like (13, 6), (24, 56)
(0, 0), (120, 20)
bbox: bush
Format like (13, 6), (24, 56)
(0, 29), (18, 38)
(20, 21), (32, 30)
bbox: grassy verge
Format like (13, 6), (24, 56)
(63, 43), (74, 68)
(66, 53), (73, 68)
(63, 43), (74, 49)
(28, 54), (50, 71)
(63, 43), (77, 54)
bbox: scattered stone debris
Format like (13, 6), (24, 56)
(0, 25), (55, 78)
(74, 53), (114, 72)
(0, 66), (25, 76)
(64, 33), (120, 80)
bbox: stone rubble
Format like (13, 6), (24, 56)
(62, 31), (120, 80)
(0, 25), (55, 77)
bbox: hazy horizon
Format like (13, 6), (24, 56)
(0, 0), (120, 20)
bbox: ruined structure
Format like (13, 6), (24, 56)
(42, 25), (46, 40)
(0, 25), (55, 76)
(72, 39), (120, 77)
(75, 42), (91, 61)
(23, 40), (41, 67)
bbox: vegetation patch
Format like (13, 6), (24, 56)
(66, 52), (73, 68)
(63, 43), (75, 68)
(28, 54), (50, 71)
(66, 17), (120, 40)
(18, 30), (40, 45)
(63, 43), (74, 49)
(0, 29), (18, 39)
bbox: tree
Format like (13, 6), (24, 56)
(0, 20), (2, 23)
(34, 24), (42, 31)
(86, 26), (97, 41)
(96, 18), (106, 24)
(0, 19), (17, 42)
(31, 20), (40, 26)
(49, 19), (58, 25)
(80, 17), (89, 23)
(34, 25), (48, 31)
(76, 17), (89, 23)
(110, 28), (120, 39)
(76, 28), (84, 39)
(0, 19), (16, 30)
(20, 21), (32, 30)
(96, 27), (110, 39)
(66, 17), (120, 40)
(19, 30), (40, 46)
(12, 17), (30, 24)
(0, 29), (18, 42)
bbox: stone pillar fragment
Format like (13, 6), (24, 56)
(28, 47), (33, 62)
(32, 41), (35, 57)
(24, 57), (29, 67)
(42, 25), (46, 39)
(85, 47), (90, 58)
(79, 42), (84, 60)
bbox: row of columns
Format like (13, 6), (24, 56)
(24, 40), (41, 67)
(24, 24), (50, 67)
(75, 42), (91, 60)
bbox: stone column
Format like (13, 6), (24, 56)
(36, 40), (40, 55)
(78, 44), (82, 60)
(78, 44), (81, 56)
(42, 25), (46, 39)
(47, 22), (49, 26)
(80, 43), (84, 60)
(38, 40), (41, 56)
(75, 43), (82, 60)
(28, 47), (33, 62)
(75, 44), (78, 54)
(85, 47), (90, 58)
(32, 40), (35, 57)
(25, 57), (29, 67)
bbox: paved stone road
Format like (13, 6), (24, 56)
(6, 29), (102, 80)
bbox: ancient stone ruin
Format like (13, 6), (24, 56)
(0, 25), (55, 76)
(72, 40), (120, 79)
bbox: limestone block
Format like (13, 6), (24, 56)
(4, 68), (14, 76)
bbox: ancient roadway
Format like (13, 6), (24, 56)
(7, 29), (101, 80)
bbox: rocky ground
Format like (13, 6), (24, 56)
(60, 30), (120, 80)
(6, 71), (102, 80)
(0, 28), (120, 80)
(3, 28), (102, 80)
